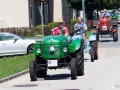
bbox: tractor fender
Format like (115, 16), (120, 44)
(89, 34), (97, 42)
(112, 29), (117, 33)
(71, 35), (82, 51)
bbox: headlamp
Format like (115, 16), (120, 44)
(63, 47), (67, 52)
(37, 48), (41, 53)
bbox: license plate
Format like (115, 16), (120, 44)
(47, 60), (58, 67)
(102, 26), (107, 30)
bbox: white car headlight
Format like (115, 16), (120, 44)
(50, 46), (55, 52)
(37, 48), (41, 53)
(63, 47), (68, 52)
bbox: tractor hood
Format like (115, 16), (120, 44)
(42, 36), (68, 45)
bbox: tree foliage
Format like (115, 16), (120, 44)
(67, 0), (120, 19)
(67, 0), (120, 11)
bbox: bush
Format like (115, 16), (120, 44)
(85, 20), (93, 30)
(35, 25), (51, 36)
(64, 24), (74, 33)
(48, 22), (58, 28)
(71, 19), (78, 25)
(0, 20), (93, 37)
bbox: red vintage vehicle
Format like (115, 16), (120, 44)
(93, 16), (118, 42)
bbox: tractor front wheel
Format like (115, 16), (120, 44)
(29, 60), (37, 81)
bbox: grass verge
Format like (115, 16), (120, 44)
(0, 54), (34, 80)
(86, 29), (93, 39)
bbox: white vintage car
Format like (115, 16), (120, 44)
(0, 32), (36, 56)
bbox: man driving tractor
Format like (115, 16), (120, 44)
(52, 18), (69, 36)
(74, 17), (88, 43)
(101, 9), (110, 18)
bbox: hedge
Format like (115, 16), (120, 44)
(0, 20), (93, 37)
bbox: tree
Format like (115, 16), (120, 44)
(67, 0), (120, 19)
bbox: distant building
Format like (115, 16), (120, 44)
(0, 0), (82, 28)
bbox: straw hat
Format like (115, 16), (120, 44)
(58, 18), (64, 23)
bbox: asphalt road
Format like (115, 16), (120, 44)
(0, 26), (120, 90)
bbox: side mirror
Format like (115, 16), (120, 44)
(13, 37), (18, 40)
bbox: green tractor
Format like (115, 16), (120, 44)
(29, 33), (84, 81)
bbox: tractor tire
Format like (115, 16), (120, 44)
(70, 58), (77, 80)
(90, 47), (94, 62)
(94, 42), (98, 60)
(97, 35), (99, 41)
(113, 32), (118, 42)
(77, 45), (84, 76)
(77, 54), (84, 76)
(29, 60), (37, 81)
(94, 54), (98, 60)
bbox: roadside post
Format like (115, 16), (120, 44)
(38, 0), (44, 38)
(82, 0), (85, 23)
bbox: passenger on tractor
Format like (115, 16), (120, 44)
(110, 9), (118, 19)
(117, 8), (120, 14)
(52, 18), (69, 36)
(93, 12), (97, 20)
(101, 9), (110, 18)
(74, 17), (88, 43)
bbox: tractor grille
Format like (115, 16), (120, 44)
(42, 45), (62, 58)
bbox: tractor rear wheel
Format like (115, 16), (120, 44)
(97, 35), (99, 41)
(94, 54), (98, 60)
(70, 58), (77, 80)
(29, 60), (37, 81)
(94, 42), (98, 60)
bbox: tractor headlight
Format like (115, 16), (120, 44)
(50, 46), (55, 52)
(63, 47), (68, 52)
(37, 48), (41, 53)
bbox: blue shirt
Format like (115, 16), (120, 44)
(74, 22), (87, 33)
(101, 12), (110, 18)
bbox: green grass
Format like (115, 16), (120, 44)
(0, 54), (34, 79)
(86, 29), (93, 39)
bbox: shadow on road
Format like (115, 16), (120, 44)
(100, 36), (112, 38)
(99, 40), (113, 42)
(44, 74), (70, 80)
